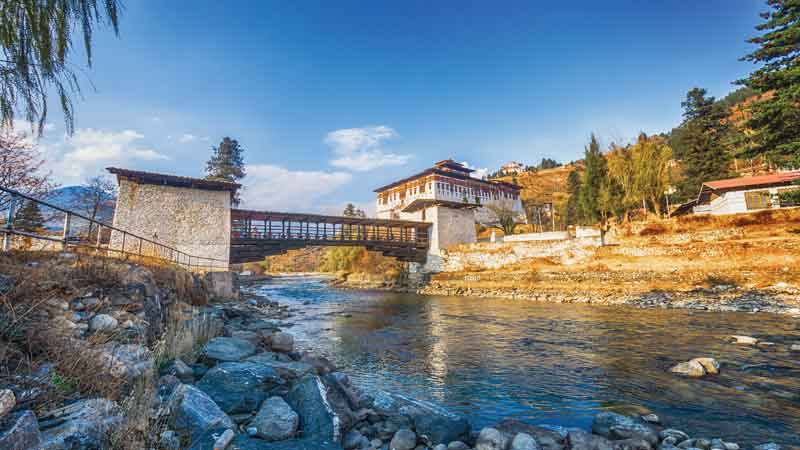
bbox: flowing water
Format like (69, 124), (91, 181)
(248, 275), (800, 447)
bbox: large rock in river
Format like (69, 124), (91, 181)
(591, 412), (657, 446)
(373, 391), (470, 445)
(495, 419), (566, 450)
(196, 362), (284, 414)
(167, 384), (234, 437)
(251, 396), (299, 441)
(285, 375), (340, 442)
(201, 337), (258, 364)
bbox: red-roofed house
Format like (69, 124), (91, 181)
(693, 170), (800, 215)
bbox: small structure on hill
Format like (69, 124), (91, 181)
(374, 159), (524, 260)
(106, 167), (240, 269)
(500, 161), (526, 175)
(691, 170), (800, 215)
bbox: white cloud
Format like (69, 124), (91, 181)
(178, 133), (196, 144)
(41, 128), (169, 184)
(241, 164), (352, 212)
(325, 125), (412, 171)
(461, 161), (488, 179)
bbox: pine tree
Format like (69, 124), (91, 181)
(342, 203), (357, 217)
(206, 137), (246, 205)
(675, 88), (731, 200)
(14, 200), (45, 232)
(739, 0), (800, 165)
(578, 134), (608, 225)
(565, 169), (582, 225)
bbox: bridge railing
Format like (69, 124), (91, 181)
(0, 185), (229, 272)
(230, 210), (430, 247)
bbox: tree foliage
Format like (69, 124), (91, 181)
(0, 0), (120, 135)
(674, 88), (731, 200)
(342, 203), (366, 218)
(13, 199), (44, 231)
(738, 0), (800, 163)
(578, 134), (608, 225)
(71, 175), (116, 233)
(484, 199), (520, 236)
(0, 126), (57, 210)
(206, 137), (246, 205)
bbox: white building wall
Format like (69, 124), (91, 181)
(708, 186), (796, 215)
(110, 179), (231, 268)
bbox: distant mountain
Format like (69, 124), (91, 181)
(43, 186), (116, 227)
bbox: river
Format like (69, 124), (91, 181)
(246, 275), (800, 447)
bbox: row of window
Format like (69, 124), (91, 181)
(379, 180), (518, 205)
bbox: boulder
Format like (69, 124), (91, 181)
(730, 335), (758, 345)
(167, 384), (234, 436)
(495, 419), (565, 450)
(567, 429), (613, 450)
(343, 429), (369, 450)
(512, 432), (541, 450)
(271, 332), (294, 353)
(670, 360), (706, 378)
(97, 343), (153, 380)
(592, 412), (657, 445)
(252, 396), (299, 441)
(285, 375), (339, 442)
(448, 442), (471, 450)
(0, 389), (15, 419)
(159, 430), (181, 450)
(164, 358), (195, 383)
(373, 391), (470, 445)
(38, 398), (121, 450)
(475, 427), (511, 450)
(691, 358), (719, 375)
(390, 428), (417, 450)
(89, 314), (118, 332)
(196, 362), (284, 414)
(659, 430), (690, 443)
(246, 353), (314, 380)
(201, 337), (258, 364)
(0, 410), (41, 450)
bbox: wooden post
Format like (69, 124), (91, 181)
(3, 195), (15, 251)
(61, 212), (71, 251)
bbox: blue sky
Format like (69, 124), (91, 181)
(32, 0), (764, 214)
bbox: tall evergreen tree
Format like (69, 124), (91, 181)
(206, 137), (246, 206)
(739, 0), (800, 165)
(675, 88), (731, 200)
(564, 169), (582, 225)
(578, 134), (608, 224)
(14, 200), (45, 232)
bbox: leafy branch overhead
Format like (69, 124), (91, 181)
(0, 0), (120, 135)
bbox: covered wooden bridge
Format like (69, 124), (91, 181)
(229, 209), (431, 264)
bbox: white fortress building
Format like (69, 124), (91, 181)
(374, 159), (524, 260)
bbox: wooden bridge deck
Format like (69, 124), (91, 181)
(229, 209), (431, 264)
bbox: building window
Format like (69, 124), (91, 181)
(744, 190), (771, 210)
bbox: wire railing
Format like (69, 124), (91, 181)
(0, 185), (229, 272)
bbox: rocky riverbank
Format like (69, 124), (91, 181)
(0, 255), (789, 450)
(418, 281), (800, 315)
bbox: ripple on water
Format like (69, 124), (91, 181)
(247, 276), (800, 447)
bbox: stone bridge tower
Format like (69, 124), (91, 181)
(106, 168), (240, 268)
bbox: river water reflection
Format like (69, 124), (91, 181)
(248, 275), (800, 447)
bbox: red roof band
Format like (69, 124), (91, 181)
(703, 171), (800, 191)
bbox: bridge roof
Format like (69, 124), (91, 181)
(232, 209), (432, 228)
(107, 167), (241, 192)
